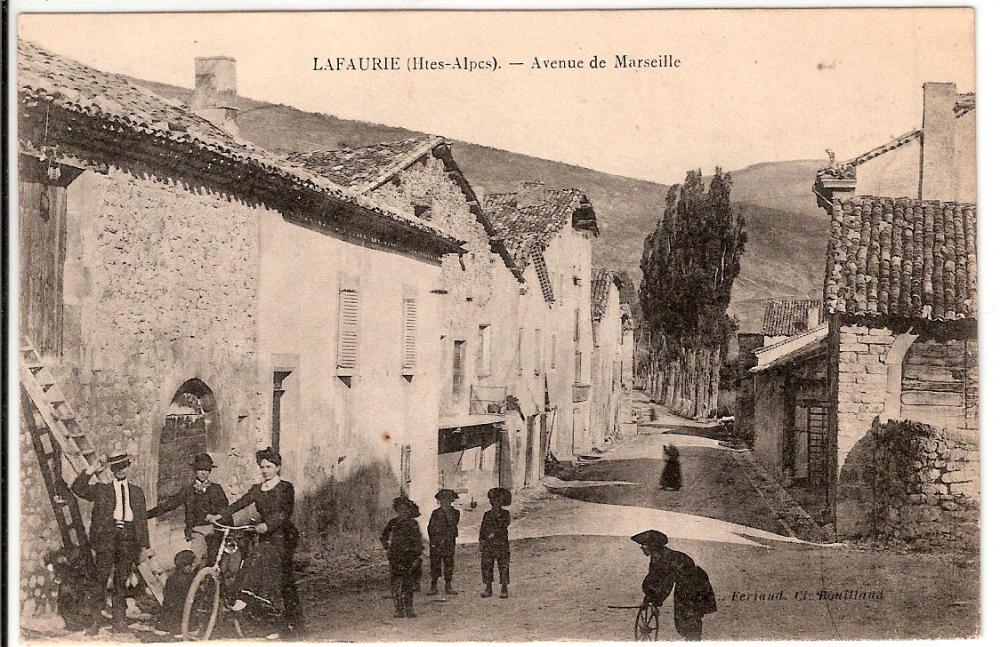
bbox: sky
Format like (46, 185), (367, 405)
(15, 8), (975, 185)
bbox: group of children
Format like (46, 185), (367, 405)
(380, 486), (512, 618)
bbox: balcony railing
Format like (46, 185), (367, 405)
(572, 383), (591, 403)
(470, 384), (507, 415)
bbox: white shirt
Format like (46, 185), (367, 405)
(261, 476), (281, 492)
(113, 479), (133, 522)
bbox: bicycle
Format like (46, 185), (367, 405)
(608, 603), (660, 641)
(181, 521), (281, 640)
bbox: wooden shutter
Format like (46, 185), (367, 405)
(534, 328), (542, 374)
(337, 288), (360, 375)
(478, 324), (492, 376)
(402, 298), (417, 375)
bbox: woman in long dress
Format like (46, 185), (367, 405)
(209, 448), (303, 637)
(660, 444), (682, 491)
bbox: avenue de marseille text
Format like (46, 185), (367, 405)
(526, 54), (681, 69)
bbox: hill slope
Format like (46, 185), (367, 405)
(134, 78), (829, 330)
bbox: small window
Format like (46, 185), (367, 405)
(337, 288), (360, 376)
(271, 371), (292, 452)
(575, 350), (583, 383)
(477, 325), (492, 376)
(551, 334), (557, 369)
(516, 328), (524, 376)
(534, 328), (542, 375)
(574, 308), (581, 344)
(401, 297), (417, 376)
(452, 340), (466, 400)
(400, 444), (412, 493)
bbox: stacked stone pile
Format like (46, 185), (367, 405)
(873, 419), (978, 549)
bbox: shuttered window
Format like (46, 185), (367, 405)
(477, 324), (492, 376)
(401, 297), (417, 376)
(337, 288), (360, 376)
(534, 328), (542, 375)
(551, 334), (557, 369)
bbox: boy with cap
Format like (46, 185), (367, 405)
(479, 487), (512, 599)
(631, 529), (716, 641)
(381, 495), (423, 618)
(71, 453), (154, 632)
(427, 488), (460, 595)
(146, 452), (231, 565)
(157, 549), (199, 635)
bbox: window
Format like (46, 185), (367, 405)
(551, 334), (557, 369)
(271, 371), (292, 451)
(452, 340), (466, 400)
(400, 444), (412, 494)
(337, 287), (360, 376)
(516, 328), (524, 376)
(575, 350), (583, 383)
(401, 297), (417, 376)
(573, 308), (581, 343)
(477, 324), (492, 376)
(534, 328), (542, 375)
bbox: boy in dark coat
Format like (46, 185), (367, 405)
(632, 529), (716, 641)
(157, 549), (198, 635)
(479, 487), (512, 599)
(660, 444), (682, 491)
(427, 488), (460, 595)
(44, 547), (100, 633)
(381, 496), (423, 618)
(146, 453), (231, 565)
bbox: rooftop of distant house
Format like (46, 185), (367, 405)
(761, 298), (827, 337)
(483, 183), (600, 271)
(287, 136), (443, 192)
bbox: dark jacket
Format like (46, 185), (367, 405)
(71, 472), (150, 549)
(381, 517), (423, 575)
(146, 481), (231, 535)
(428, 507), (460, 548)
(641, 546), (695, 607)
(479, 508), (510, 549)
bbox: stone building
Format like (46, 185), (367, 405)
(813, 83), (978, 547)
(289, 136), (550, 507)
(17, 41), (464, 615)
(485, 183), (601, 460)
(589, 269), (636, 446)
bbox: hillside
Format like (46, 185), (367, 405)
(134, 78), (829, 331)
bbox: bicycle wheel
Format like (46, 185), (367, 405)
(634, 605), (659, 641)
(182, 567), (221, 640)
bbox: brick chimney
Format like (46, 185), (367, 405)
(806, 305), (820, 329)
(190, 56), (240, 137)
(918, 82), (957, 201)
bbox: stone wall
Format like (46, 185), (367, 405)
(872, 420), (979, 549)
(20, 165), (264, 619)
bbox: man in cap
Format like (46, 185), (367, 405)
(427, 488), (460, 595)
(71, 453), (153, 632)
(146, 452), (231, 564)
(631, 529), (716, 640)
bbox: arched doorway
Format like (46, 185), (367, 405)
(156, 379), (219, 522)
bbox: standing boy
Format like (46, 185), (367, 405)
(427, 488), (460, 595)
(71, 453), (154, 632)
(146, 452), (231, 564)
(479, 486), (511, 599)
(381, 495), (423, 618)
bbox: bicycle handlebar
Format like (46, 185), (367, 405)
(212, 521), (257, 531)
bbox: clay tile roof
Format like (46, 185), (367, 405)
(761, 299), (827, 337)
(824, 196), (977, 322)
(591, 268), (615, 323)
(483, 186), (599, 271)
(287, 137), (441, 191)
(17, 40), (462, 251)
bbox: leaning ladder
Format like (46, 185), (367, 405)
(19, 335), (164, 604)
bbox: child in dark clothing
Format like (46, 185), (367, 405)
(427, 488), (460, 595)
(157, 550), (198, 635)
(381, 496), (423, 618)
(479, 487), (512, 599)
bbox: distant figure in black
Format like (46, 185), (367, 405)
(427, 488), (460, 596)
(660, 444), (682, 491)
(632, 529), (717, 641)
(381, 495), (423, 618)
(157, 549), (198, 635)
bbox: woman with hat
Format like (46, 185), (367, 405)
(427, 488), (460, 595)
(208, 447), (303, 637)
(631, 530), (716, 640)
(146, 452), (231, 564)
(70, 452), (153, 632)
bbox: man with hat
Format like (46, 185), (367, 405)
(71, 453), (154, 632)
(427, 488), (460, 595)
(146, 452), (231, 564)
(631, 530), (716, 641)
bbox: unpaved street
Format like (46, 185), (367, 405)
(297, 414), (979, 641)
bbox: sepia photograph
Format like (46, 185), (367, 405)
(7, 3), (989, 644)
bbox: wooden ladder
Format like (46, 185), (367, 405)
(19, 335), (164, 604)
